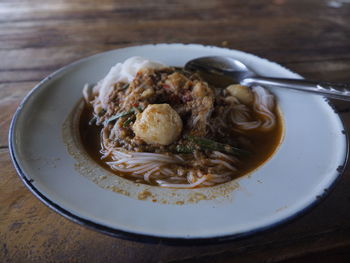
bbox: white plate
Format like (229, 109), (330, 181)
(9, 44), (348, 244)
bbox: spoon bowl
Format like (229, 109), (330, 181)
(185, 56), (350, 101)
(185, 56), (254, 81)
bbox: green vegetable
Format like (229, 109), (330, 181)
(123, 117), (135, 128)
(104, 111), (132, 125)
(175, 144), (195, 154)
(104, 107), (142, 125)
(185, 135), (249, 155)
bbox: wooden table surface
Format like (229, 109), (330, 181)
(1, 0), (350, 262)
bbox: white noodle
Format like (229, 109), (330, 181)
(113, 150), (132, 158)
(187, 171), (195, 183)
(109, 163), (158, 173)
(192, 115), (201, 127)
(174, 155), (185, 162)
(144, 167), (159, 182)
(133, 163), (161, 174)
(207, 174), (232, 183)
(210, 159), (237, 171)
(156, 176), (208, 188)
(82, 84), (91, 103)
(162, 168), (175, 176)
(212, 151), (238, 163)
(229, 85), (276, 132)
(101, 149), (112, 160)
(252, 85), (276, 131)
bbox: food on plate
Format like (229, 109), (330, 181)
(133, 103), (183, 145)
(80, 57), (283, 188)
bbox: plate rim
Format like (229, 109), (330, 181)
(8, 43), (349, 245)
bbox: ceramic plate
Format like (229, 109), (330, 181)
(9, 44), (348, 244)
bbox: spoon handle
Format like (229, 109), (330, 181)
(241, 77), (350, 101)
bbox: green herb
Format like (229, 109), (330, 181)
(175, 144), (195, 154)
(185, 135), (249, 156)
(104, 111), (132, 125)
(123, 117), (135, 128)
(104, 107), (142, 125)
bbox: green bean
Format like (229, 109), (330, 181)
(104, 107), (142, 125)
(175, 144), (195, 154)
(185, 135), (249, 155)
(123, 117), (135, 127)
(104, 110), (133, 125)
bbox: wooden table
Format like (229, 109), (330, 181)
(1, 0), (350, 262)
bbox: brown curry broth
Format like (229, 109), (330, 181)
(79, 103), (283, 185)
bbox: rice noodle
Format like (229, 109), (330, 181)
(112, 150), (132, 158)
(101, 149), (112, 160)
(229, 85), (276, 131)
(187, 170), (195, 183)
(252, 85), (276, 131)
(102, 136), (236, 188)
(82, 84), (92, 103)
(156, 175), (208, 189)
(162, 168), (175, 176)
(210, 159), (237, 171)
(212, 151), (238, 163)
(96, 57), (166, 108)
(144, 166), (159, 182)
(133, 164), (160, 174)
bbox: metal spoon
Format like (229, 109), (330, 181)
(185, 56), (350, 101)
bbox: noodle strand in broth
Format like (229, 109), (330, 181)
(80, 57), (283, 188)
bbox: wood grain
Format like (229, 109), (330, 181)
(1, 0), (350, 262)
